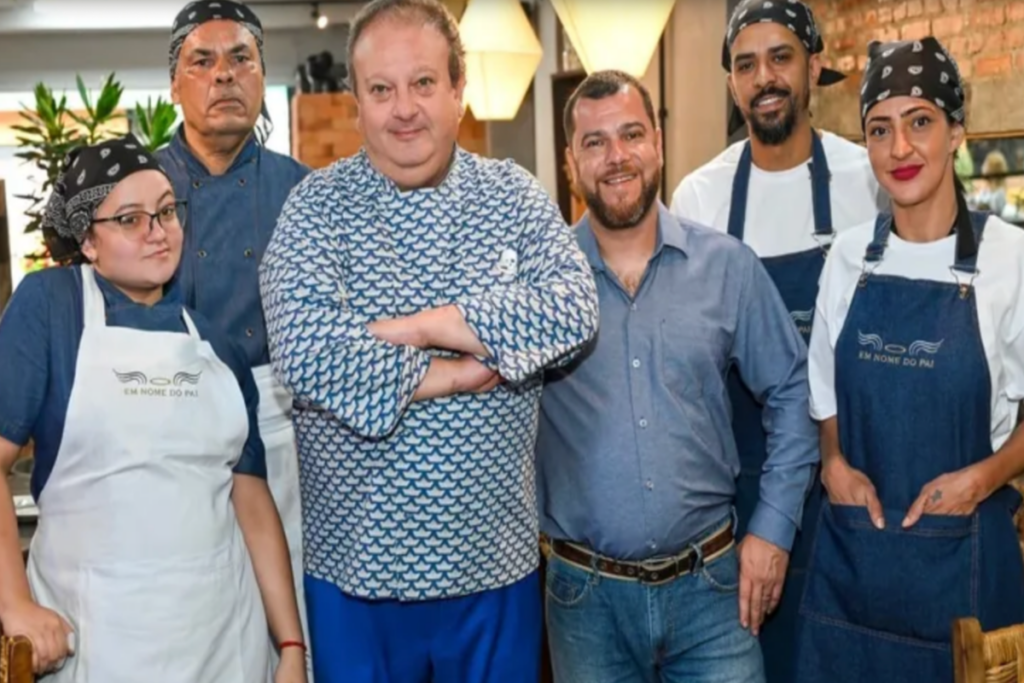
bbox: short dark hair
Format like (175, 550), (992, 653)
(346, 0), (466, 95)
(563, 70), (658, 143)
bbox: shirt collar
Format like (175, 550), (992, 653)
(92, 268), (182, 311)
(169, 125), (260, 178)
(360, 144), (467, 197)
(576, 203), (689, 272)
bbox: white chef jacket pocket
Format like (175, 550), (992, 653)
(79, 542), (245, 683)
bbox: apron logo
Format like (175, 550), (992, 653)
(114, 369), (202, 397)
(790, 309), (813, 335)
(857, 331), (943, 368)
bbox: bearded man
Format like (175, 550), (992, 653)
(535, 69), (817, 683)
(669, 4), (886, 680)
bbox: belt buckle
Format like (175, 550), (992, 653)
(638, 554), (684, 586)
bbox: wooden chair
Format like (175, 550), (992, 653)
(954, 617), (1024, 683)
(0, 635), (33, 683)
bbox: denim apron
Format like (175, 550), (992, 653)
(727, 132), (832, 683)
(794, 211), (1024, 683)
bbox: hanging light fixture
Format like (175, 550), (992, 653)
(458, 0), (543, 121)
(312, 3), (328, 29)
(550, 0), (675, 77)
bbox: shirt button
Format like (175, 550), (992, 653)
(239, 178), (247, 186)
(648, 540), (658, 550)
(639, 418), (648, 429)
(631, 303), (638, 311)
(192, 180), (201, 189)
(245, 328), (254, 337)
(631, 358), (641, 369)
(244, 248), (253, 258)
(645, 480), (654, 490)
(197, 249), (207, 258)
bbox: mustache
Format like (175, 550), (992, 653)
(749, 86), (791, 109)
(599, 164), (641, 182)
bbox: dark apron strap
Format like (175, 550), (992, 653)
(727, 130), (834, 244)
(862, 206), (988, 294)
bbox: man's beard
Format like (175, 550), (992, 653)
(746, 85), (807, 146)
(583, 166), (662, 230)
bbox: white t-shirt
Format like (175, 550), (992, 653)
(809, 215), (1024, 451)
(670, 131), (886, 257)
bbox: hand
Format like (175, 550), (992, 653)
(902, 466), (989, 528)
(822, 456), (885, 529)
(0, 599), (74, 674)
(453, 356), (501, 394)
(367, 315), (425, 349)
(737, 535), (789, 636)
(274, 646), (308, 683)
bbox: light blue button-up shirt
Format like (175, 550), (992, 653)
(537, 205), (818, 560)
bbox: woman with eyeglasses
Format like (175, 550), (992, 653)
(0, 135), (307, 683)
(795, 37), (1024, 682)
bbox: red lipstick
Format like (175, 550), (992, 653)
(891, 165), (923, 181)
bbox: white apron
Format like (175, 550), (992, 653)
(26, 265), (268, 683)
(251, 364), (312, 682)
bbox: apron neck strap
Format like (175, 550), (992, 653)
(180, 309), (201, 339)
(864, 205), (986, 273)
(950, 193), (984, 276)
(727, 129), (833, 244)
(80, 265), (108, 329)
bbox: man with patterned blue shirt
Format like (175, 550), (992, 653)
(537, 70), (818, 683)
(258, 1), (599, 681)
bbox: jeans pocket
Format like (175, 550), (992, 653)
(805, 503), (975, 643)
(545, 556), (595, 608)
(700, 545), (740, 593)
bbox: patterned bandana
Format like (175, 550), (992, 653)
(42, 134), (165, 243)
(169, 0), (265, 79)
(860, 37), (966, 130)
(722, 0), (845, 86)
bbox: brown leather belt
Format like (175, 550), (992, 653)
(546, 522), (734, 586)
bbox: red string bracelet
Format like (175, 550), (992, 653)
(279, 640), (307, 652)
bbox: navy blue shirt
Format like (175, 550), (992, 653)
(157, 128), (310, 368)
(536, 206), (818, 560)
(0, 266), (266, 500)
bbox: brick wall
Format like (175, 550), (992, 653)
(806, 0), (1024, 137)
(291, 92), (489, 169)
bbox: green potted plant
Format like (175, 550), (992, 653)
(133, 96), (179, 152)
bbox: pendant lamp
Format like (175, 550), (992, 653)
(459, 0), (543, 120)
(550, 0), (675, 77)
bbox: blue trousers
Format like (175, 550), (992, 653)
(545, 544), (764, 683)
(305, 571), (542, 683)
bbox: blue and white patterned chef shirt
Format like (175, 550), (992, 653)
(259, 147), (599, 601)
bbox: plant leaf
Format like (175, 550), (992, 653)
(76, 74), (94, 119)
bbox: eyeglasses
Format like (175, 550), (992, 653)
(92, 199), (188, 241)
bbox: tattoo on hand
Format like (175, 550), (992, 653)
(929, 489), (943, 505)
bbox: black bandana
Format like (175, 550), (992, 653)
(722, 0), (845, 85)
(169, 0), (265, 79)
(42, 134), (165, 245)
(860, 37), (966, 130)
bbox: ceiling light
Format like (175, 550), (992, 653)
(551, 0), (675, 77)
(458, 0), (543, 121)
(312, 3), (327, 29)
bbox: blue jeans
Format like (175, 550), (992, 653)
(544, 544), (764, 683)
(305, 571), (542, 683)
